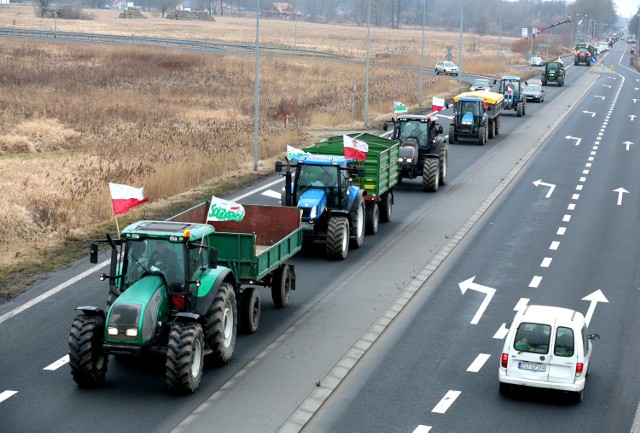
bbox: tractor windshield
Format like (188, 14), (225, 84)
(460, 101), (480, 118)
(124, 239), (185, 288)
(297, 164), (339, 188)
(398, 121), (427, 146)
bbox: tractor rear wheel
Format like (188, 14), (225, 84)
(69, 314), (108, 388)
(448, 124), (456, 144)
(272, 264), (294, 308)
(379, 191), (393, 223)
(238, 287), (261, 334)
(478, 126), (486, 145)
(350, 199), (365, 249)
(365, 202), (379, 235)
(327, 216), (349, 260)
(204, 282), (237, 366)
(516, 102), (523, 117)
(422, 158), (440, 192)
(166, 322), (204, 394)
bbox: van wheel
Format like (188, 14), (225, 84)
(572, 390), (583, 403)
(499, 382), (510, 396)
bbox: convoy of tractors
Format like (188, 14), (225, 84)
(68, 37), (618, 394)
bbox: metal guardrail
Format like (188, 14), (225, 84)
(0, 27), (351, 59)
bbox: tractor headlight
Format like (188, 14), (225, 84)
(309, 206), (317, 219)
(107, 327), (119, 336)
(125, 328), (138, 337)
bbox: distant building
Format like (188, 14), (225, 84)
(0, 0), (10, 5)
(262, 3), (302, 19)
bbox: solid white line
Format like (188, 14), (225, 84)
(557, 227), (566, 235)
(44, 355), (69, 371)
(0, 259), (110, 326)
(493, 323), (509, 339)
(0, 390), (18, 403)
(231, 177), (284, 202)
(261, 189), (282, 199)
(550, 241), (560, 250)
(413, 426), (432, 433)
(467, 354), (491, 372)
(540, 257), (552, 268)
(432, 390), (461, 414)
(529, 276), (542, 288)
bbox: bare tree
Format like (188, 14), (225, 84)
(156, 0), (180, 17)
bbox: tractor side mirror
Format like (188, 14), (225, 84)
(275, 160), (283, 173)
(438, 125), (443, 134)
(493, 79), (497, 84)
(355, 166), (366, 177)
(525, 80), (529, 86)
(383, 122), (389, 131)
(209, 248), (218, 269)
(90, 242), (99, 264)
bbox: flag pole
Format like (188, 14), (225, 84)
(114, 214), (121, 239)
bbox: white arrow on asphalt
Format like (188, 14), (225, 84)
(582, 289), (609, 326)
(459, 277), (496, 325)
(565, 135), (582, 146)
(602, 84), (612, 88)
(613, 187), (629, 205)
(630, 115), (637, 122)
(633, 99), (638, 103)
(594, 95), (605, 100)
(624, 141), (634, 151)
(533, 179), (556, 198)
(635, 88), (640, 92)
(583, 111), (596, 117)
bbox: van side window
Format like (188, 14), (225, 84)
(514, 323), (551, 354)
(554, 327), (574, 357)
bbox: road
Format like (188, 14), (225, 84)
(0, 42), (636, 433)
(302, 43), (640, 433)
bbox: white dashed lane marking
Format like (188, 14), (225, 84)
(466, 354), (491, 373)
(0, 390), (18, 404)
(432, 390), (461, 414)
(44, 355), (69, 371)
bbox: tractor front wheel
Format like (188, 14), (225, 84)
(478, 126), (486, 145)
(439, 148), (448, 186)
(166, 321), (205, 394)
(350, 199), (365, 249)
(68, 314), (108, 388)
(448, 124), (456, 144)
(204, 282), (237, 366)
(326, 216), (349, 260)
(422, 158), (440, 192)
(516, 102), (523, 117)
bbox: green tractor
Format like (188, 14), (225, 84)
(541, 61), (565, 86)
(68, 202), (301, 394)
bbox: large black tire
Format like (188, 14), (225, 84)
(516, 102), (523, 117)
(559, 77), (564, 87)
(349, 199), (365, 249)
(499, 382), (510, 397)
(488, 120), (494, 139)
(478, 126), (486, 145)
(326, 216), (349, 260)
(541, 77), (547, 86)
(166, 322), (204, 394)
(238, 287), (261, 334)
(204, 282), (237, 366)
(272, 264), (294, 308)
(439, 148), (448, 186)
(495, 116), (501, 135)
(422, 158), (439, 192)
(522, 101), (526, 116)
(365, 202), (379, 235)
(379, 191), (393, 223)
(69, 314), (108, 388)
(448, 124), (456, 144)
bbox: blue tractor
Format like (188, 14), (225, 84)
(276, 154), (366, 260)
(498, 76), (527, 117)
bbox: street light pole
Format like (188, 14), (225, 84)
(497, 0), (501, 75)
(458, 0), (463, 93)
(364, 0), (371, 126)
(253, 0), (260, 171)
(419, 0), (426, 108)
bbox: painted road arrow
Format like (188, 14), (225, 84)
(595, 95), (605, 100)
(633, 99), (638, 103)
(565, 135), (582, 146)
(602, 84), (612, 88)
(613, 187), (629, 205)
(533, 179), (556, 198)
(624, 141), (634, 151)
(582, 290), (609, 326)
(459, 277), (496, 325)
(583, 111), (596, 117)
(630, 115), (637, 122)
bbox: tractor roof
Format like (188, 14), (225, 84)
(455, 96), (484, 103)
(501, 76), (521, 81)
(121, 220), (214, 241)
(292, 154), (352, 166)
(397, 114), (432, 122)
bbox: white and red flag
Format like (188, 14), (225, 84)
(432, 97), (445, 113)
(109, 183), (148, 216)
(343, 135), (369, 161)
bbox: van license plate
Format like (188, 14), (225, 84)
(518, 362), (546, 372)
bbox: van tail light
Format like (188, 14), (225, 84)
(501, 353), (509, 368)
(575, 362), (584, 376)
(171, 295), (186, 311)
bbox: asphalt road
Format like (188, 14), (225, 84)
(303, 43), (640, 433)
(0, 41), (635, 433)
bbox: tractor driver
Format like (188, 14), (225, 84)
(149, 241), (180, 284)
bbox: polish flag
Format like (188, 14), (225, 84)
(343, 135), (369, 161)
(109, 183), (148, 216)
(432, 97), (445, 113)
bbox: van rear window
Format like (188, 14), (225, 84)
(554, 327), (574, 357)
(514, 323), (551, 354)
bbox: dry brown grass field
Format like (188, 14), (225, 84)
(0, 4), (562, 299)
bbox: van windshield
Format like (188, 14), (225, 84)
(514, 323), (551, 354)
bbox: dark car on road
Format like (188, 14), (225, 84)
(523, 84), (545, 102)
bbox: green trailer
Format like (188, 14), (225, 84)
(302, 132), (399, 234)
(69, 201), (302, 394)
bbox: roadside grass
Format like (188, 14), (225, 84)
(0, 4), (568, 300)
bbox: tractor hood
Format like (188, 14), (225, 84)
(105, 275), (169, 346)
(298, 188), (327, 222)
(461, 112), (475, 125)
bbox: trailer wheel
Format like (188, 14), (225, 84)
(448, 124), (456, 144)
(166, 322), (204, 394)
(272, 264), (294, 308)
(516, 102), (523, 117)
(326, 216), (349, 260)
(495, 116), (501, 135)
(365, 202), (379, 235)
(488, 120), (495, 139)
(439, 148), (448, 186)
(69, 314), (108, 388)
(422, 158), (439, 192)
(379, 191), (393, 223)
(238, 287), (261, 334)
(204, 282), (237, 366)
(478, 126), (486, 146)
(350, 199), (365, 249)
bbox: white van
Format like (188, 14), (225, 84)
(498, 305), (599, 402)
